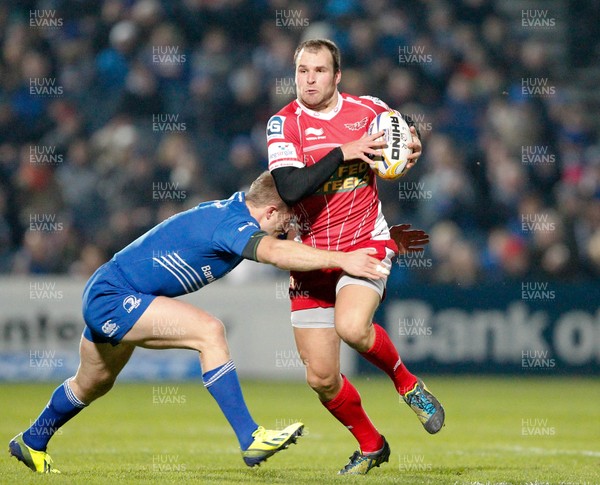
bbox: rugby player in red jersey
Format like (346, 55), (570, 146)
(267, 38), (445, 475)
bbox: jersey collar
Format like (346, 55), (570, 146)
(226, 191), (245, 203)
(296, 91), (343, 120)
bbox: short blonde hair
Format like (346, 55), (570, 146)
(246, 171), (288, 211)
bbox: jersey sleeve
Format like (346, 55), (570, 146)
(241, 230), (268, 261)
(271, 147), (344, 206)
(212, 213), (263, 257)
(266, 113), (305, 171)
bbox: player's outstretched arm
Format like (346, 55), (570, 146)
(255, 236), (389, 279)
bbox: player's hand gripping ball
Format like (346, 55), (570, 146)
(367, 110), (413, 180)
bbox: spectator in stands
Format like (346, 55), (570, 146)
(0, 0), (597, 284)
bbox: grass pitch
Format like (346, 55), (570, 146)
(1, 376), (599, 484)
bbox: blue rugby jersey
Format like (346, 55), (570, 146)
(110, 192), (262, 297)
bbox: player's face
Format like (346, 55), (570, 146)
(264, 208), (292, 239)
(295, 47), (341, 112)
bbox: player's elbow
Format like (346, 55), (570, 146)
(280, 192), (300, 207)
(275, 183), (303, 206)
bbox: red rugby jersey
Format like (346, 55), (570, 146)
(267, 92), (392, 251)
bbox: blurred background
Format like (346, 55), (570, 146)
(0, 0), (599, 379)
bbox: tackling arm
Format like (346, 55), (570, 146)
(255, 236), (388, 279)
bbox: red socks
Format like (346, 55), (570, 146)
(322, 375), (383, 454)
(360, 323), (417, 395)
(321, 325), (417, 452)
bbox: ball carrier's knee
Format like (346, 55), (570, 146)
(305, 368), (343, 401)
(336, 323), (374, 353)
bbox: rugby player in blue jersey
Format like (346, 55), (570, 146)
(9, 172), (390, 474)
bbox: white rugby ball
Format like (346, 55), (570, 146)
(367, 110), (413, 180)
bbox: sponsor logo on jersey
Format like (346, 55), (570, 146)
(304, 127), (324, 137)
(201, 265), (215, 283)
(268, 142), (298, 163)
(267, 116), (285, 140)
(237, 222), (258, 232)
(123, 295), (141, 313)
(344, 117), (369, 131)
(101, 319), (119, 337)
(304, 126), (326, 141)
(316, 161), (372, 195)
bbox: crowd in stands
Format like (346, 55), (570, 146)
(0, 0), (599, 285)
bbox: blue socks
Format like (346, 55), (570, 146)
(23, 378), (87, 451)
(22, 364), (257, 452)
(203, 360), (258, 450)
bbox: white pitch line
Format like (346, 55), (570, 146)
(447, 446), (600, 458)
(499, 445), (600, 458)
